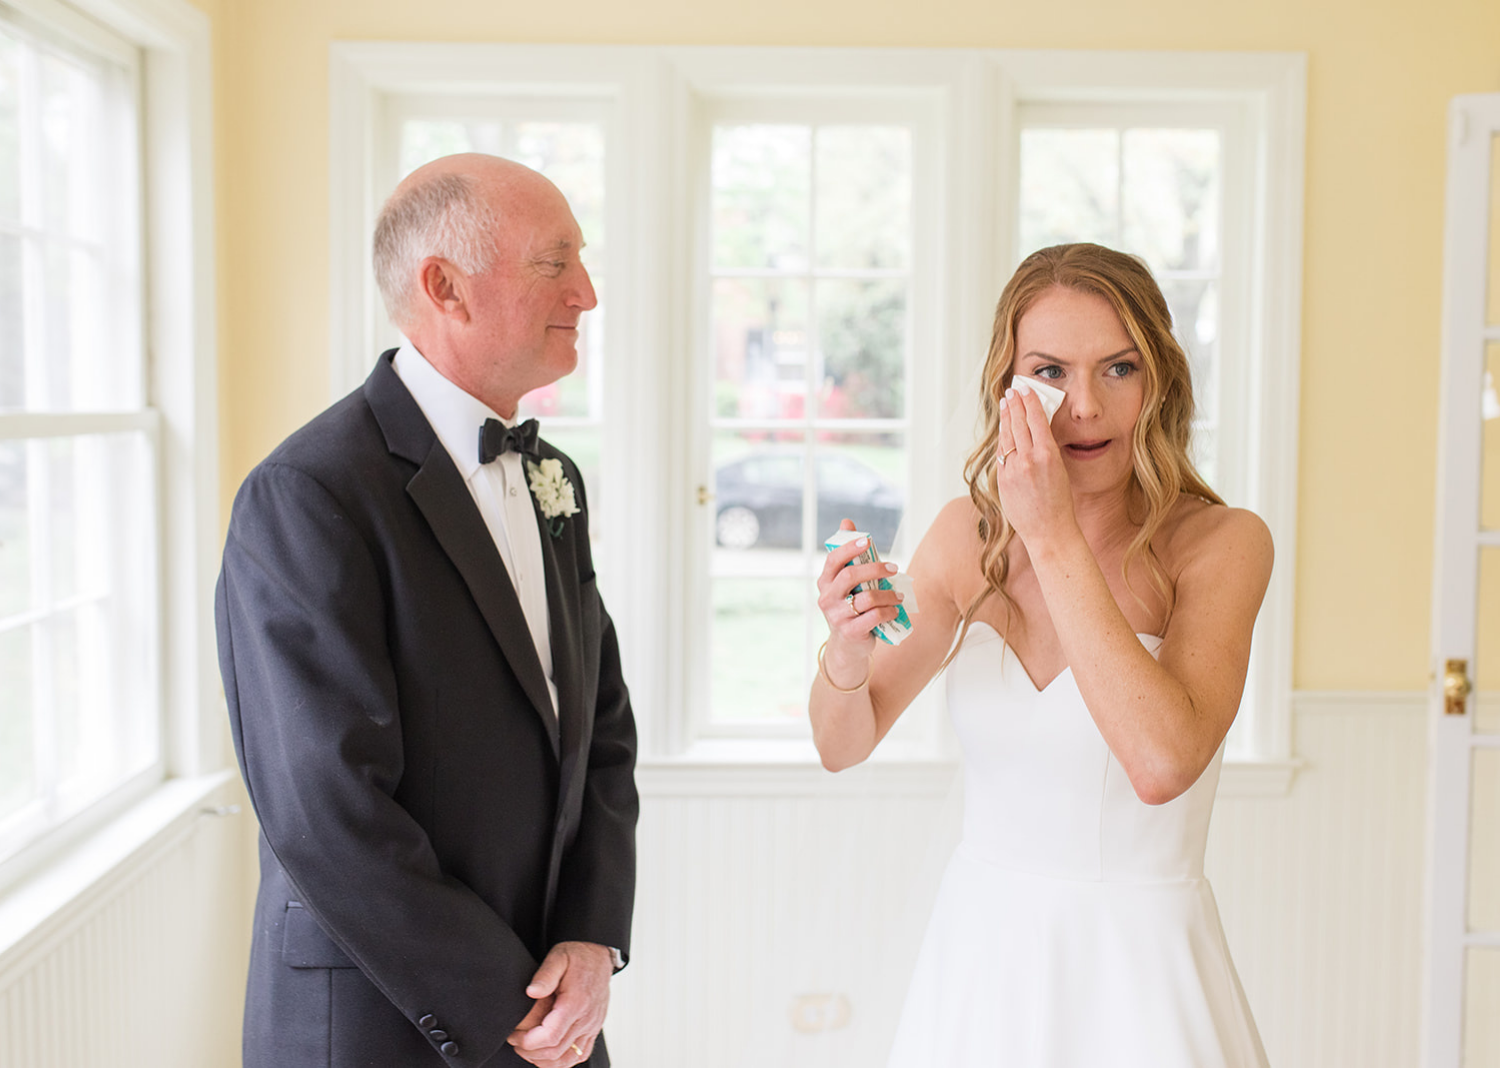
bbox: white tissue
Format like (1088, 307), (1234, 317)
(1011, 374), (1066, 423)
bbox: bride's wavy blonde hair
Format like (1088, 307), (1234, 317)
(949, 243), (1222, 663)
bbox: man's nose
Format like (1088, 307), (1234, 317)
(571, 264), (599, 310)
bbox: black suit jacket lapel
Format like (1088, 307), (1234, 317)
(365, 353), (561, 759)
(535, 496), (584, 787)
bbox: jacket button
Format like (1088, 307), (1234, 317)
(440, 1041), (459, 1056)
(429, 1030), (449, 1041)
(418, 1015), (437, 1029)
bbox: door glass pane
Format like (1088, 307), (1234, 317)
(1466, 947), (1500, 1068)
(1019, 128), (1119, 253)
(814, 125), (910, 270)
(713, 277), (810, 421)
(712, 430), (805, 553)
(1121, 128), (1220, 272)
(712, 124), (810, 271)
(1482, 343), (1500, 532)
(1479, 548), (1500, 733)
(814, 432), (907, 558)
(1487, 133), (1500, 327)
(816, 277), (905, 420)
(1470, 749), (1500, 932)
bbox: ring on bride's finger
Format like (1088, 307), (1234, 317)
(845, 591), (858, 613)
(999, 445), (1018, 465)
(571, 1043), (584, 1057)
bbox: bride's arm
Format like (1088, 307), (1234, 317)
(810, 503), (966, 772)
(1003, 388), (1273, 804)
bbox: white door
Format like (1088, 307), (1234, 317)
(1427, 91), (1500, 1068)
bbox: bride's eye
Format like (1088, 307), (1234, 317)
(1032, 365), (1063, 380)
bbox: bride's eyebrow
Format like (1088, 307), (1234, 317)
(1020, 346), (1139, 364)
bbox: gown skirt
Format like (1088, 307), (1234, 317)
(886, 623), (1269, 1067)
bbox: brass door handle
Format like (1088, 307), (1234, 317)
(697, 485), (714, 506)
(1444, 658), (1472, 715)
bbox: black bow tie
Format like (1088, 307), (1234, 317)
(477, 417), (540, 464)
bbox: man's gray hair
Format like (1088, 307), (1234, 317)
(373, 172), (500, 328)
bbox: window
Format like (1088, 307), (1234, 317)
(0, 2), (158, 866)
(0, 0), (216, 885)
(330, 45), (1303, 778)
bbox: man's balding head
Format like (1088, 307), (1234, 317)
(371, 153), (596, 418)
(373, 154), (546, 330)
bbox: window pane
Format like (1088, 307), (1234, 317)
(0, 29), (137, 414)
(712, 430), (806, 552)
(815, 277), (906, 420)
(814, 432), (907, 557)
(0, 431), (158, 862)
(0, 28), (18, 221)
(0, 232), (19, 408)
(1019, 128), (1119, 254)
(712, 124), (810, 271)
(711, 576), (808, 722)
(39, 50), (104, 240)
(0, 623), (34, 821)
(1159, 276), (1219, 484)
(1122, 128), (1220, 273)
(712, 277), (810, 421)
(814, 125), (910, 270)
(1482, 343), (1500, 534)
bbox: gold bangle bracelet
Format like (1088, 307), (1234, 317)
(817, 639), (871, 694)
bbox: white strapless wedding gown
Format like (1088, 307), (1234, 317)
(887, 623), (1269, 1067)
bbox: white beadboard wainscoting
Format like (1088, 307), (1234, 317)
(0, 692), (1437, 1067)
(608, 691), (1433, 1068)
(0, 774), (253, 1068)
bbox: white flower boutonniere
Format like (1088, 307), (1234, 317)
(526, 457), (581, 538)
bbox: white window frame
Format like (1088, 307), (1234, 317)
(0, 0), (219, 905)
(328, 44), (1303, 792)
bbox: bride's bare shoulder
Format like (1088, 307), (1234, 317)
(1158, 495), (1273, 577)
(908, 496), (983, 577)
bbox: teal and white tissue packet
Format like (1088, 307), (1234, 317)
(824, 529), (919, 646)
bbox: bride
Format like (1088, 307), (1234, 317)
(809, 243), (1273, 1067)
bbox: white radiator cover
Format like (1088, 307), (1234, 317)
(0, 778), (252, 1068)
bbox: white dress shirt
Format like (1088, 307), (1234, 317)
(392, 341), (557, 717)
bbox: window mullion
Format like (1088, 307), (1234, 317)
(24, 439), (56, 817)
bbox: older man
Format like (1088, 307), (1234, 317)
(216, 154), (638, 1068)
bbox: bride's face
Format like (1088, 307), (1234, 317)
(1011, 285), (1146, 491)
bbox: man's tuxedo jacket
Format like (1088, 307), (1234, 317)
(216, 352), (638, 1068)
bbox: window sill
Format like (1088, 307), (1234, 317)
(0, 769), (238, 970)
(638, 745), (1303, 798)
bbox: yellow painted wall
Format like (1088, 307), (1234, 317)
(200, 0), (1500, 691)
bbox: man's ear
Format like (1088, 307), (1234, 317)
(417, 258), (470, 323)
